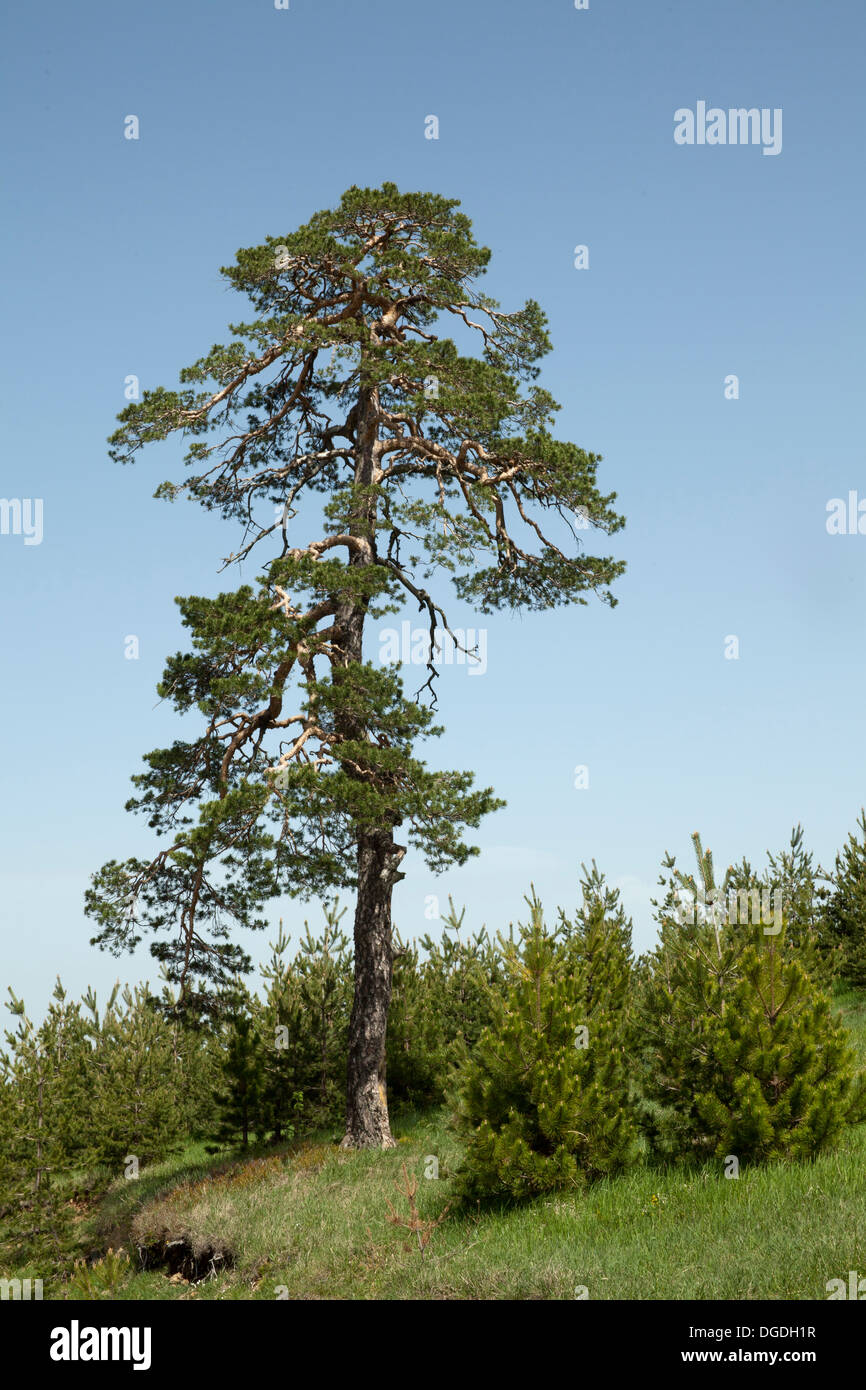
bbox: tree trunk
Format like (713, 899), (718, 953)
(335, 370), (408, 1147)
(340, 829), (405, 1148)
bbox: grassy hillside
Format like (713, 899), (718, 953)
(45, 989), (866, 1301)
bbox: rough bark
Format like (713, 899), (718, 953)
(336, 376), (404, 1147)
(340, 830), (405, 1148)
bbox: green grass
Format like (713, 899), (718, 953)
(21, 990), (866, 1300)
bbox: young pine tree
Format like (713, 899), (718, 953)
(420, 901), (505, 1098)
(638, 834), (866, 1164)
(453, 890), (635, 1203)
(0, 983), (88, 1278)
(214, 987), (264, 1149)
(385, 932), (433, 1107)
(822, 809), (866, 987)
(157, 974), (222, 1144)
(258, 926), (311, 1143)
(728, 824), (837, 985)
(388, 900), (504, 1108)
(294, 901), (353, 1125)
(558, 862), (638, 1141)
(82, 983), (186, 1173)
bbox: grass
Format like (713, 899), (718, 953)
(16, 989), (866, 1301)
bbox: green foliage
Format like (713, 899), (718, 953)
(10, 821), (866, 1282)
(67, 1247), (132, 1300)
(212, 901), (354, 1147)
(728, 823), (838, 986)
(81, 983), (187, 1171)
(214, 989), (264, 1149)
(822, 809), (866, 987)
(0, 982), (88, 1275)
(88, 181), (625, 1029)
(257, 926), (313, 1142)
(0, 974), (218, 1284)
(638, 834), (866, 1164)
(259, 903), (353, 1133)
(453, 884), (637, 1204)
(388, 900), (505, 1107)
(292, 903), (353, 1125)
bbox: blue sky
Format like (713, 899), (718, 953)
(2, 0), (864, 1012)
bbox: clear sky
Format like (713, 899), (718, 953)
(2, 0), (864, 1012)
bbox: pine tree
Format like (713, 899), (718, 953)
(0, 982), (88, 1279)
(81, 983), (186, 1173)
(822, 809), (866, 987)
(385, 932), (434, 1106)
(258, 925), (310, 1143)
(420, 901), (505, 1097)
(453, 890), (635, 1203)
(294, 900), (353, 1125)
(158, 973), (222, 1143)
(214, 987), (264, 1148)
(558, 862), (638, 1148)
(728, 824), (837, 984)
(388, 900), (504, 1108)
(638, 834), (866, 1163)
(765, 824), (828, 955)
(86, 182), (626, 1148)
(561, 861), (634, 1009)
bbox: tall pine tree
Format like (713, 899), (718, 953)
(85, 183), (626, 1147)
